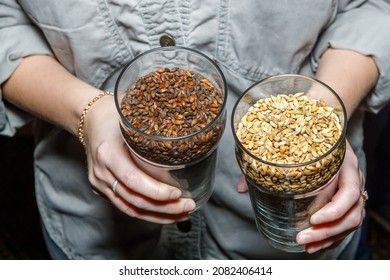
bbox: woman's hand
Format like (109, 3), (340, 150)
(237, 141), (367, 253)
(83, 95), (196, 224)
(295, 141), (366, 253)
(2, 54), (195, 225)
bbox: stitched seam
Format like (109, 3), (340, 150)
(138, 1), (161, 47)
(165, 0), (186, 46)
(176, 0), (191, 46)
(96, 0), (131, 65)
(216, 0), (230, 59)
(93, 0), (133, 88)
(139, 0), (185, 48)
(99, 0), (133, 58)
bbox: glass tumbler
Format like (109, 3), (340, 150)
(114, 47), (227, 211)
(232, 74), (347, 252)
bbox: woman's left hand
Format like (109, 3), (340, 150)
(295, 141), (366, 253)
(237, 141), (367, 254)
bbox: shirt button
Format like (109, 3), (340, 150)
(176, 220), (192, 232)
(159, 34), (176, 47)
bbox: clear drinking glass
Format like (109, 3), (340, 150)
(232, 74), (347, 252)
(114, 47), (227, 210)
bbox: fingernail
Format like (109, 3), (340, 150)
(297, 234), (310, 245)
(184, 200), (196, 212)
(177, 216), (190, 222)
(170, 188), (182, 200)
(307, 247), (319, 254)
(311, 213), (324, 224)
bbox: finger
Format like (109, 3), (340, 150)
(237, 174), (249, 193)
(310, 144), (363, 225)
(304, 233), (346, 254)
(102, 143), (183, 202)
(297, 200), (365, 245)
(107, 191), (192, 224)
(111, 180), (196, 214)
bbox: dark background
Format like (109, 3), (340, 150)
(0, 106), (389, 259)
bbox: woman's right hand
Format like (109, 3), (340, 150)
(1, 54), (194, 224)
(82, 92), (196, 224)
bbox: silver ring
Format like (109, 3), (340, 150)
(112, 179), (119, 194)
(361, 190), (369, 202)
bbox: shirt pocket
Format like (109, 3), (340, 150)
(19, 0), (132, 88)
(216, 0), (336, 81)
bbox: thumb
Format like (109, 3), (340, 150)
(237, 174), (249, 193)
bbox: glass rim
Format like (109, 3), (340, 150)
(231, 73), (348, 168)
(114, 46), (228, 141)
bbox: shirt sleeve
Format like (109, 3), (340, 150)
(0, 0), (53, 136)
(311, 0), (390, 113)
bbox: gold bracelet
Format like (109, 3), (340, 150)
(78, 91), (114, 145)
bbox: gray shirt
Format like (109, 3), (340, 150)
(1, 0), (390, 259)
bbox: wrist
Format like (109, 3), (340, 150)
(77, 91), (115, 146)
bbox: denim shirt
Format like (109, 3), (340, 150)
(1, 0), (390, 259)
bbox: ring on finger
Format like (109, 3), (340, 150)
(360, 190), (368, 202)
(112, 178), (119, 194)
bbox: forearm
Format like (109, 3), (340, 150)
(2, 55), (101, 136)
(315, 48), (379, 119)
